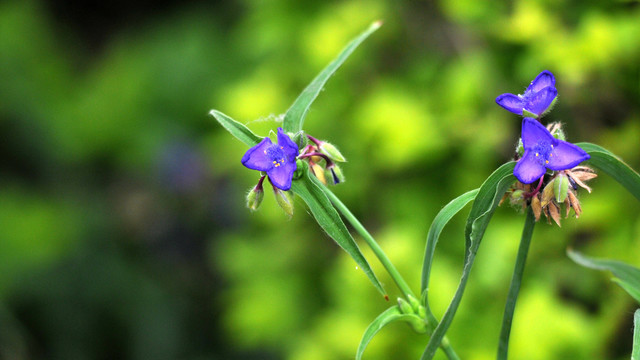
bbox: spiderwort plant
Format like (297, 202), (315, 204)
(212, 22), (640, 360)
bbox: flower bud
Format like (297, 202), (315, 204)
(549, 123), (566, 141)
(406, 294), (421, 313)
(516, 138), (524, 157)
(325, 164), (346, 185)
(540, 178), (555, 208)
(246, 187), (264, 211)
(397, 297), (414, 315)
(246, 176), (265, 211)
(554, 173), (569, 204)
(509, 189), (525, 207)
(530, 194), (542, 221)
(319, 142), (346, 162)
(310, 162), (326, 185)
(273, 187), (294, 217)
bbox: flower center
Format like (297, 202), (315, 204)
(265, 144), (287, 167)
(532, 141), (554, 166)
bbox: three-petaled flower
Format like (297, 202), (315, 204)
(242, 128), (299, 191)
(496, 71), (558, 118)
(514, 118), (590, 184)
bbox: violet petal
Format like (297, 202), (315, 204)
(496, 93), (524, 114)
(241, 137), (274, 171)
(267, 161), (296, 190)
(277, 127), (299, 160)
(524, 87), (557, 116)
(547, 141), (590, 171)
(514, 150), (547, 184)
(527, 71), (556, 93)
(521, 117), (555, 149)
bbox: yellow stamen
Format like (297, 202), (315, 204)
(545, 160), (549, 164)
(535, 153), (539, 157)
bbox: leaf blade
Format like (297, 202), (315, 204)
(283, 21), (382, 133)
(567, 249), (640, 304)
(209, 109), (263, 147)
(577, 142), (640, 201)
(421, 188), (479, 297)
(356, 306), (423, 360)
(290, 168), (386, 295)
(421, 162), (516, 360)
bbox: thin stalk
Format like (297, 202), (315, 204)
(322, 185), (460, 360)
(497, 207), (536, 360)
(322, 186), (414, 299)
(633, 309), (640, 360)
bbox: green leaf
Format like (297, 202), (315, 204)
(209, 109), (263, 147)
(633, 309), (640, 360)
(421, 162), (516, 360)
(290, 167), (386, 296)
(356, 306), (424, 360)
(567, 249), (640, 304)
(421, 189), (479, 297)
(577, 142), (640, 201)
(283, 21), (382, 134)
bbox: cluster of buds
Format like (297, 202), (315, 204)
(503, 120), (596, 226)
(505, 165), (597, 226)
(298, 135), (346, 185)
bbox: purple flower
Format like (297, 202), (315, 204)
(514, 118), (590, 184)
(496, 71), (557, 118)
(242, 128), (299, 190)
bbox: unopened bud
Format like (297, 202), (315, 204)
(246, 176), (265, 211)
(516, 138), (524, 157)
(310, 162), (326, 184)
(531, 194), (542, 221)
(398, 297), (413, 315)
(550, 125), (565, 141)
(510, 190), (524, 204)
(406, 294), (421, 313)
(325, 164), (346, 185)
(319, 142), (346, 162)
(541, 179), (555, 208)
(554, 173), (569, 203)
(273, 187), (294, 217)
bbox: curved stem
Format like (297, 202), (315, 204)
(321, 185), (414, 299)
(322, 185), (460, 359)
(497, 207), (536, 360)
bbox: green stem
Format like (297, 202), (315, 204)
(322, 186), (414, 299)
(633, 309), (640, 360)
(322, 185), (460, 360)
(497, 207), (536, 360)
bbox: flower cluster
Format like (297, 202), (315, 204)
(241, 127), (299, 215)
(298, 135), (346, 186)
(240, 127), (346, 215)
(497, 71), (595, 226)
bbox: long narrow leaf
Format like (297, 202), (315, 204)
(209, 109), (263, 147)
(290, 168), (386, 296)
(633, 309), (640, 360)
(422, 162), (516, 360)
(567, 249), (640, 304)
(577, 142), (640, 201)
(421, 189), (479, 296)
(356, 306), (423, 360)
(283, 21), (382, 133)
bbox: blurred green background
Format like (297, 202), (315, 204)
(1, 0), (639, 359)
